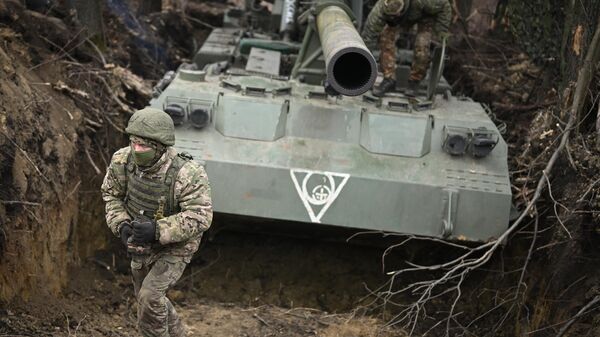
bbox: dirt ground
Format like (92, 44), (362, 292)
(1, 229), (405, 337)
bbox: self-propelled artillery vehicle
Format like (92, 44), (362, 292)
(149, 0), (512, 242)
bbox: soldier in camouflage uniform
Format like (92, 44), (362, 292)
(362, 0), (452, 96)
(101, 107), (213, 337)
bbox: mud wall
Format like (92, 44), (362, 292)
(0, 0), (173, 301)
(0, 39), (85, 300)
(0, 1), (132, 301)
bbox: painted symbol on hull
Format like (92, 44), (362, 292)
(290, 169), (350, 223)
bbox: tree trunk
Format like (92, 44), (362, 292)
(67, 0), (105, 47)
(558, 0), (600, 125)
(456, 0), (500, 36)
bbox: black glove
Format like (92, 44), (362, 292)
(132, 219), (157, 244)
(119, 222), (133, 246)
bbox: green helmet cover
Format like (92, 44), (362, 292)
(125, 107), (175, 146)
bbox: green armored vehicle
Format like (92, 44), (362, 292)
(149, 0), (511, 242)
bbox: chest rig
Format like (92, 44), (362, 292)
(124, 152), (191, 220)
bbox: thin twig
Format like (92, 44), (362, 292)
(178, 248), (221, 283)
(85, 147), (102, 175)
(28, 29), (86, 72)
(576, 178), (600, 203)
(253, 313), (270, 327)
(0, 200), (41, 206)
(66, 180), (82, 200)
(543, 172), (572, 238)
(85, 38), (106, 66)
(555, 295), (600, 337)
(94, 74), (134, 113)
(0, 130), (50, 183)
(183, 14), (216, 29)
(73, 315), (87, 336)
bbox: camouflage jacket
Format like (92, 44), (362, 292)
(101, 146), (213, 261)
(362, 0), (452, 44)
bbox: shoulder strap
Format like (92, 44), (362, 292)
(165, 153), (193, 214)
(125, 151), (135, 175)
(124, 151), (134, 203)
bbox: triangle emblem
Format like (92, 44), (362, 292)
(290, 169), (350, 223)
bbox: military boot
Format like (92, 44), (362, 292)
(404, 80), (420, 97)
(372, 78), (396, 97)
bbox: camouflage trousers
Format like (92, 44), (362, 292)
(379, 20), (434, 81)
(131, 255), (188, 337)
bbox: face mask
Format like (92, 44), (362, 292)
(131, 145), (158, 167)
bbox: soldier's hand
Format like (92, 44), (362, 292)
(119, 222), (133, 246)
(132, 219), (157, 244)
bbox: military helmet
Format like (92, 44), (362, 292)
(382, 0), (408, 17)
(125, 107), (175, 146)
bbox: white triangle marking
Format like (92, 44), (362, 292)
(290, 169), (350, 223)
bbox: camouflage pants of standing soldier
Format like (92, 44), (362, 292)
(379, 20), (434, 82)
(131, 255), (188, 337)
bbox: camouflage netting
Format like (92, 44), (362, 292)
(506, 0), (600, 76)
(505, 0), (563, 64)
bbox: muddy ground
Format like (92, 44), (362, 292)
(2, 230), (404, 337)
(1, 0), (600, 336)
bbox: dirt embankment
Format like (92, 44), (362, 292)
(0, 0), (154, 301)
(0, 22), (86, 300)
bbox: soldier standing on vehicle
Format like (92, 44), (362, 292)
(101, 107), (213, 337)
(362, 0), (452, 97)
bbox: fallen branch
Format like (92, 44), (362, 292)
(253, 313), (270, 327)
(85, 38), (106, 66)
(53, 80), (90, 99)
(85, 147), (102, 175)
(178, 248), (221, 284)
(555, 295), (600, 337)
(183, 14), (216, 29)
(0, 200), (41, 206)
(0, 130), (50, 183)
(90, 72), (135, 114)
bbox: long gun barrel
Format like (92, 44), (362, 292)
(316, 2), (377, 96)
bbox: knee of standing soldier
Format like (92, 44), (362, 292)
(382, 0), (405, 16)
(138, 287), (163, 308)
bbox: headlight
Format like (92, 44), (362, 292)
(190, 108), (210, 129)
(164, 104), (186, 125)
(469, 128), (498, 158)
(442, 126), (470, 156)
(442, 126), (498, 158)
